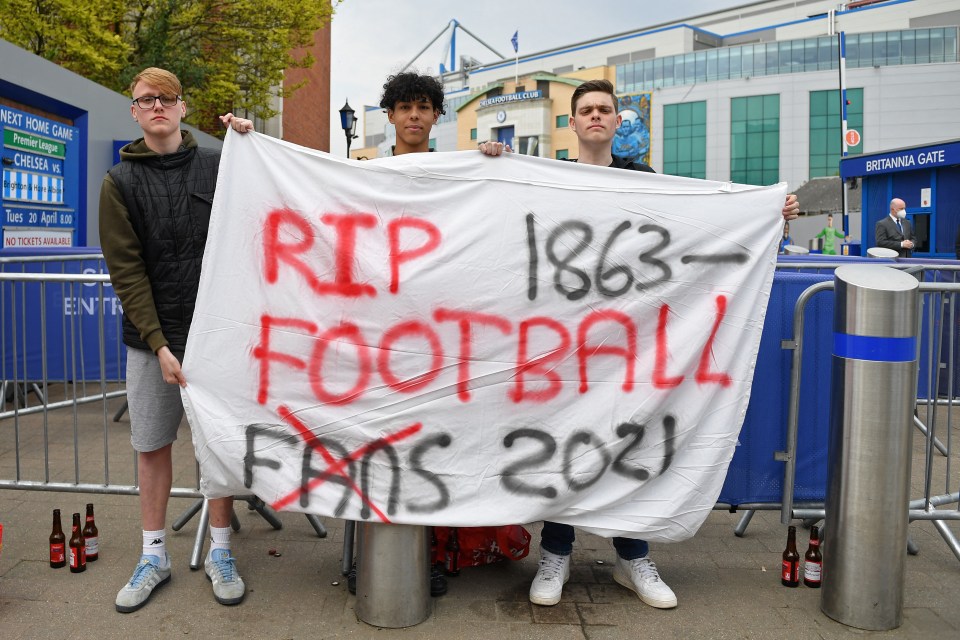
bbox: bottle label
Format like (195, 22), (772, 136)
(69, 547), (79, 569)
(86, 515), (94, 524)
(804, 560), (822, 582)
(50, 543), (65, 563)
(85, 535), (99, 556)
(781, 559), (798, 582)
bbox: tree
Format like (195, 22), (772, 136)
(1, 0), (335, 136)
(118, 0), (335, 134)
(0, 0), (130, 87)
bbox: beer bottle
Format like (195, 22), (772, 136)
(444, 527), (460, 576)
(82, 503), (99, 562)
(69, 512), (86, 573)
(49, 509), (66, 569)
(781, 525), (800, 587)
(803, 525), (822, 588)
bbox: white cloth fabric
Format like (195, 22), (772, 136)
(181, 131), (787, 542)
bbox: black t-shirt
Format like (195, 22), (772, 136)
(565, 155), (656, 173)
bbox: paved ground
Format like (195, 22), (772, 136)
(1, 389), (959, 639)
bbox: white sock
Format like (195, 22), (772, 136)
(209, 525), (231, 554)
(142, 529), (167, 565)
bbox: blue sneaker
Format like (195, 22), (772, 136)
(205, 548), (246, 606)
(116, 554), (171, 613)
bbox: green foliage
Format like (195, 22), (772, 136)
(0, 0), (335, 135)
(0, 0), (130, 87)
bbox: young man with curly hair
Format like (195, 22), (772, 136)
(345, 71), (449, 598)
(379, 71), (446, 156)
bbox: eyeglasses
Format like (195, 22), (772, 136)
(132, 95), (181, 110)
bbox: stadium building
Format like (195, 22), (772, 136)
(352, 0), (960, 256)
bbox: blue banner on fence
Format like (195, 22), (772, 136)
(1, 249), (125, 382)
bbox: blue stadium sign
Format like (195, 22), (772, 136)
(1, 105), (79, 247)
(841, 140), (960, 180)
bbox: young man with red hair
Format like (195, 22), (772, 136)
(100, 67), (253, 613)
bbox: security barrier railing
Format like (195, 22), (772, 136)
(0, 254), (323, 567)
(2, 254), (958, 563)
(739, 260), (960, 563)
(0, 254), (200, 497)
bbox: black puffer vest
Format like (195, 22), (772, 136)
(108, 146), (220, 352)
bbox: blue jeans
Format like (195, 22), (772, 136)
(540, 521), (648, 560)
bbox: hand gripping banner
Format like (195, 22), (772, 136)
(181, 131), (787, 541)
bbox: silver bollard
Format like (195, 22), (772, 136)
(821, 265), (918, 631)
(355, 523), (431, 628)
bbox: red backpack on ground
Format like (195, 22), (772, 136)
(431, 525), (531, 571)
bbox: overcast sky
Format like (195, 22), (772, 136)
(327, 0), (749, 155)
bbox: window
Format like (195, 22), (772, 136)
(706, 49), (718, 81)
(470, 128), (477, 140)
(730, 95), (780, 185)
(663, 101), (706, 179)
(717, 48), (730, 80)
(556, 114), (569, 128)
(614, 27), (958, 93)
(437, 95), (467, 125)
(808, 88), (864, 178)
(428, 138), (437, 151)
(518, 136), (540, 156)
(555, 149), (569, 160)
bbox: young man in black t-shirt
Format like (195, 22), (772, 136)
(481, 79), (799, 610)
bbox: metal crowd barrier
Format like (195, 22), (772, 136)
(4, 253), (958, 566)
(0, 253), (160, 495)
(731, 259), (960, 564)
(0, 252), (325, 569)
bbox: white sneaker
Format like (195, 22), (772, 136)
(613, 555), (678, 609)
(528, 548), (571, 606)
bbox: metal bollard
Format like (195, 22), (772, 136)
(821, 265), (918, 631)
(355, 523), (431, 628)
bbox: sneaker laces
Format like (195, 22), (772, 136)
(128, 558), (158, 588)
(632, 557), (663, 584)
(210, 552), (237, 582)
(537, 553), (567, 581)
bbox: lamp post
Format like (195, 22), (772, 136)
(339, 99), (358, 158)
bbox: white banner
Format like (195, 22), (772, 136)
(181, 131), (786, 541)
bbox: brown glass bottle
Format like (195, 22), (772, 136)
(444, 527), (460, 576)
(781, 525), (800, 587)
(803, 525), (822, 588)
(82, 503), (99, 562)
(69, 512), (86, 573)
(49, 509), (66, 569)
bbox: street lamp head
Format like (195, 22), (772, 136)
(339, 99), (357, 136)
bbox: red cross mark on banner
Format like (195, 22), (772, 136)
(268, 405), (422, 523)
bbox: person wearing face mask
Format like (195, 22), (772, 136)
(875, 198), (914, 257)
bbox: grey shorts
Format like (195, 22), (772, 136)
(125, 346), (185, 452)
